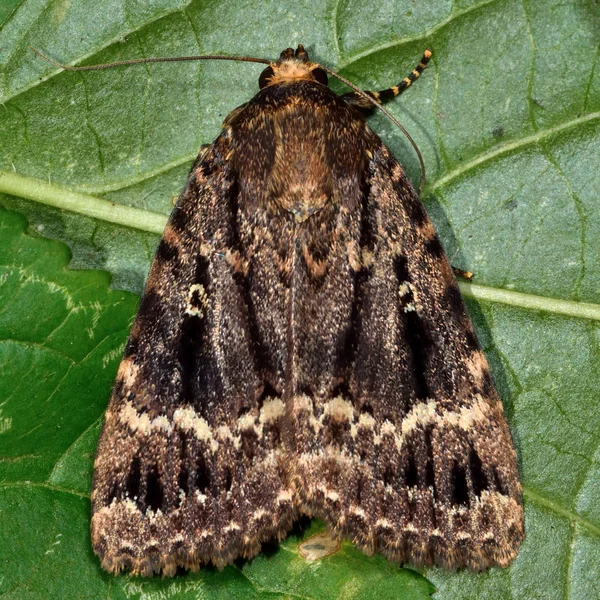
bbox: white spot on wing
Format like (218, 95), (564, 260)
(116, 358), (139, 391)
(185, 283), (207, 317)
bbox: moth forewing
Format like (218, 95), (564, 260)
(88, 44), (524, 576)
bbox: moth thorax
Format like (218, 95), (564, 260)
(271, 162), (331, 222)
(269, 130), (332, 222)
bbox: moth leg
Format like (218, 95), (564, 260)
(341, 49), (432, 112)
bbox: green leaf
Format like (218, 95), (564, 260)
(0, 0), (599, 598)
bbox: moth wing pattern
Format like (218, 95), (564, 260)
(91, 44), (524, 575)
(91, 144), (295, 576)
(293, 143), (524, 570)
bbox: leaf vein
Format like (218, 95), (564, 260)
(47, 416), (103, 485)
(337, 0), (500, 67)
(0, 1), (195, 104)
(523, 486), (600, 538)
(430, 110), (600, 190)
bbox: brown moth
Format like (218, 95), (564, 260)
(83, 45), (524, 575)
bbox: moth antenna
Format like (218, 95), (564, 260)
(320, 65), (427, 195)
(30, 46), (425, 193)
(28, 46), (271, 71)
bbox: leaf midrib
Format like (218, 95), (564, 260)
(2, 0), (597, 321)
(2, 162), (600, 322)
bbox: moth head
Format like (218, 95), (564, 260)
(258, 44), (329, 89)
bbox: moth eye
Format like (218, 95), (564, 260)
(312, 67), (328, 86)
(259, 66), (275, 89)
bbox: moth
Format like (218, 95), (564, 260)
(53, 44), (524, 575)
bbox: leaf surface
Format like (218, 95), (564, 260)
(1, 0), (599, 598)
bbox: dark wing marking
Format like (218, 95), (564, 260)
(292, 144), (524, 571)
(92, 77), (523, 574)
(91, 141), (295, 576)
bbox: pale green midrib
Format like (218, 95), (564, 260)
(429, 111), (600, 190)
(2, 169), (600, 322)
(457, 282), (600, 322)
(0, 171), (166, 235)
(523, 486), (600, 538)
